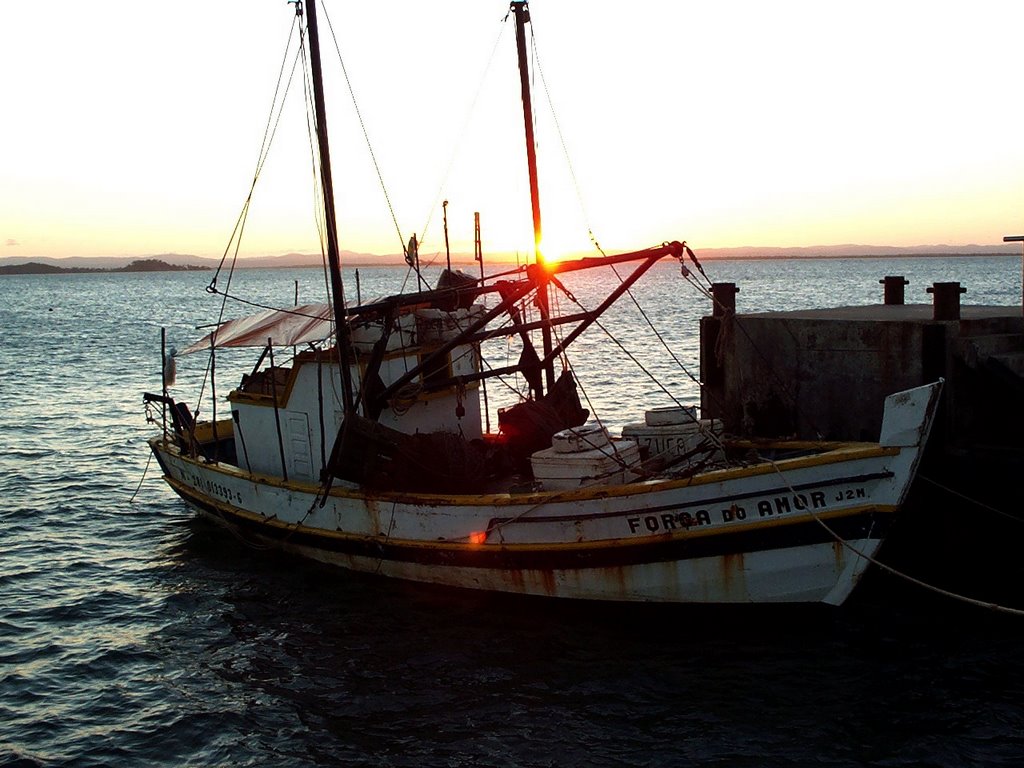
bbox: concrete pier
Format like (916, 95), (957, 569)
(701, 302), (1024, 448)
(699, 287), (1024, 602)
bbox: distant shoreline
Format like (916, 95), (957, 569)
(693, 250), (1018, 262)
(0, 258), (212, 276)
(1, 247), (1019, 274)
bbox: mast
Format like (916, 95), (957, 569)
(511, 0), (555, 393)
(511, 1), (542, 255)
(302, 0), (355, 413)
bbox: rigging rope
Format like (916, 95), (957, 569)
(320, 2), (407, 256)
(541, 282), (626, 469)
(295, 24), (336, 335)
(546, 269), (726, 453)
(527, 30), (724, 425)
(530, 27), (603, 261)
(195, 17), (303, 421)
(396, 15), (512, 297)
(207, 16), (302, 293)
(763, 461), (1024, 618)
(523, 14), (730, 432)
(613, 259), (707, 391)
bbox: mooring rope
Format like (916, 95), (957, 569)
(128, 450), (154, 505)
(920, 474), (1024, 525)
(763, 460), (1024, 617)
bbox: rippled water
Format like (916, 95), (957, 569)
(2, 256), (1023, 767)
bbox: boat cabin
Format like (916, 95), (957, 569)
(227, 303), (487, 482)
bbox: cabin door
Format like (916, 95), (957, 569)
(285, 411), (314, 481)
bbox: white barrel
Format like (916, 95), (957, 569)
(552, 422), (610, 454)
(531, 439), (641, 490)
(645, 405), (698, 427)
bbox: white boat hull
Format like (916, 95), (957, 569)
(260, 534), (877, 605)
(150, 381), (940, 605)
(152, 448), (896, 605)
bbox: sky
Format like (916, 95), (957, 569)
(2, 0), (1023, 263)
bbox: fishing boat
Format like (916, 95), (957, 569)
(144, 0), (942, 605)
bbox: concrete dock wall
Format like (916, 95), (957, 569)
(697, 284), (1024, 602)
(700, 303), (1024, 450)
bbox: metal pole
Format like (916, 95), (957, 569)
(511, 0), (553, 393)
(1003, 235), (1024, 316)
(303, 0), (355, 412)
(293, 279), (299, 358)
(475, 211), (491, 433)
(210, 334), (219, 462)
(268, 339), (289, 481)
(475, 212), (484, 280)
(511, 1), (542, 257)
(160, 327), (167, 442)
(443, 199), (451, 272)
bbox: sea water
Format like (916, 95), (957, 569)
(1, 255), (1022, 767)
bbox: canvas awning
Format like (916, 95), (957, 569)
(180, 303), (334, 355)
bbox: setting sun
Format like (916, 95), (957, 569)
(1, 1), (1022, 264)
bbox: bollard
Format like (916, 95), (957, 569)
(927, 282), (966, 321)
(879, 275), (909, 305)
(711, 282), (739, 317)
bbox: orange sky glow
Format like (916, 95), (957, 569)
(2, 1), (1023, 264)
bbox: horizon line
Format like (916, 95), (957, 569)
(4, 240), (1024, 266)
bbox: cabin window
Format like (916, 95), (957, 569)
(419, 352), (451, 388)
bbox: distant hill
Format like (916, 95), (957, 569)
(696, 243), (1022, 259)
(0, 258), (210, 275)
(0, 250), (401, 272)
(1, 242), (1019, 273)
(0, 262), (70, 275)
(233, 251), (402, 268)
(118, 258), (211, 272)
